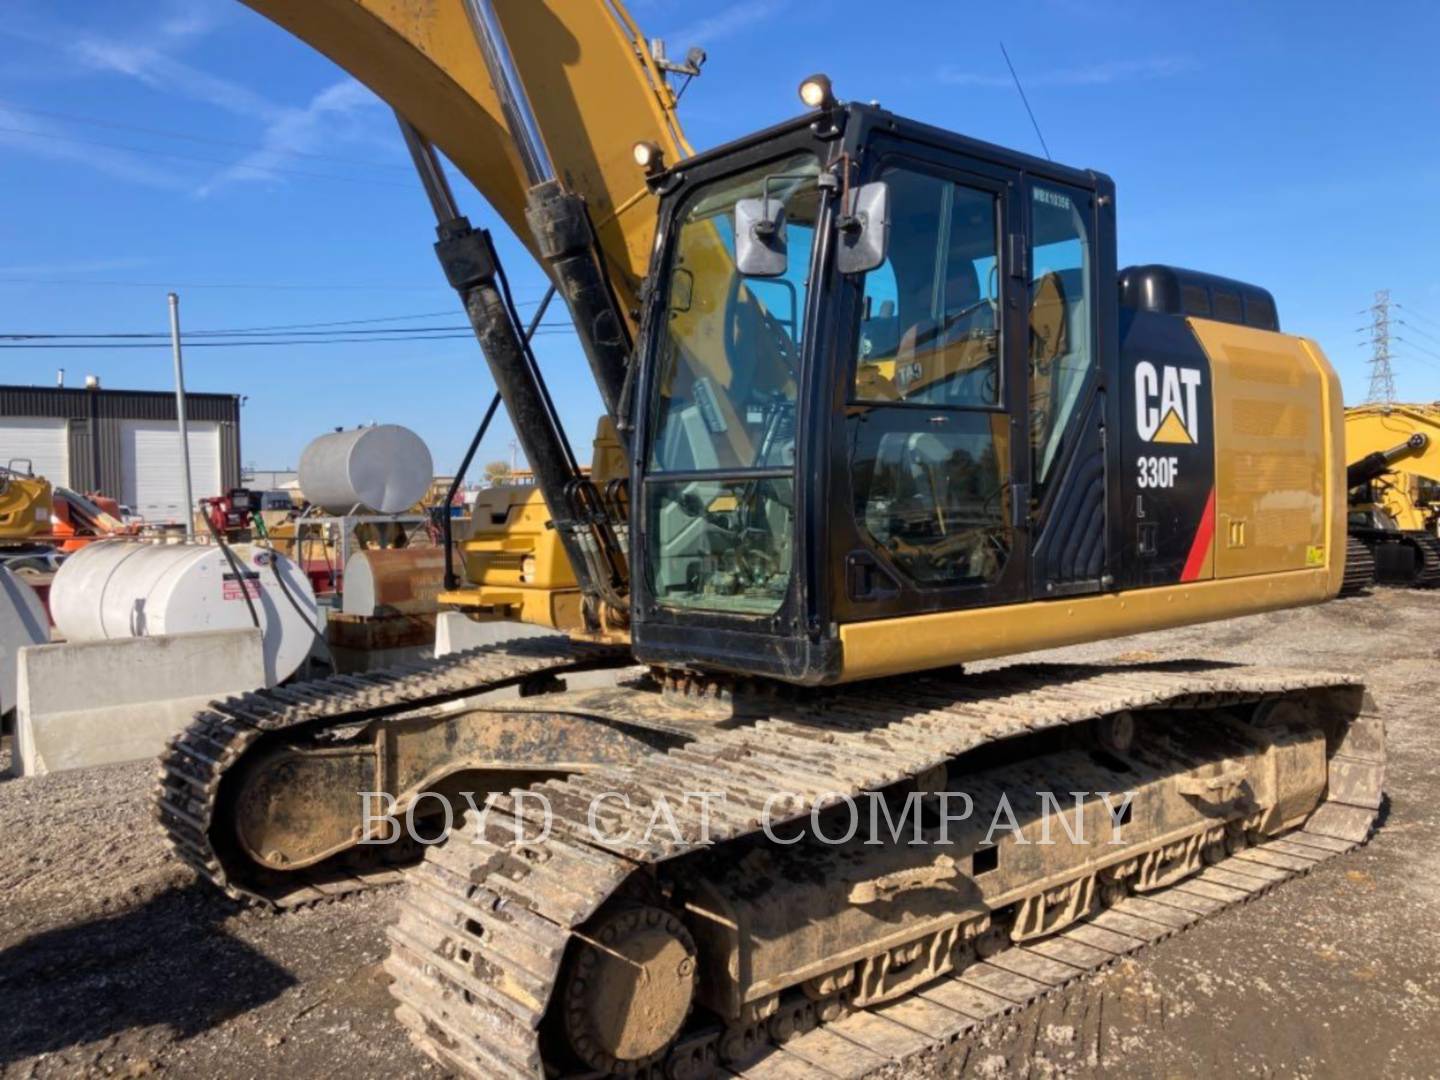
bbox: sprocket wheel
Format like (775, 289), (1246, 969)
(561, 904), (699, 1074)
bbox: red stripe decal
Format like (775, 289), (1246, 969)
(1180, 488), (1217, 582)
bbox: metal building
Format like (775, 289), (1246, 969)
(0, 383), (242, 523)
(242, 467), (299, 491)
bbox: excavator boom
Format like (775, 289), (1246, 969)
(240, 0), (691, 321)
(1346, 403), (1440, 531)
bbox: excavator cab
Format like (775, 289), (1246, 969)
(629, 104), (1115, 682)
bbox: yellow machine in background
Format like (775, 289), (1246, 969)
(0, 465), (52, 545)
(1346, 403), (1440, 533)
(441, 482), (581, 628)
(440, 419), (628, 630)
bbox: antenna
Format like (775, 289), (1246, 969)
(1000, 42), (1051, 161)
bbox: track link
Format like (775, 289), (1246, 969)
(1409, 532), (1440, 587)
(1340, 535), (1376, 595)
(153, 636), (631, 907)
(386, 662), (1383, 1079)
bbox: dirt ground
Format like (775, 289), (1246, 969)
(2, 589), (1437, 1079)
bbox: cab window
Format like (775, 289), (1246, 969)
(1028, 183), (1095, 498)
(854, 169), (1000, 407)
(644, 151), (820, 615)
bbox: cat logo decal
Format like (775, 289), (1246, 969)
(1134, 361), (1203, 445)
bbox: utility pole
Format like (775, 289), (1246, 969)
(1366, 289), (1396, 406)
(168, 292), (196, 538)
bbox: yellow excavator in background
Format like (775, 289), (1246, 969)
(155, 4), (1385, 1077)
(0, 462), (53, 548)
(1343, 403), (1440, 589)
(0, 462), (136, 555)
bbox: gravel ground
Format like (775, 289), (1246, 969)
(2, 589), (1437, 1079)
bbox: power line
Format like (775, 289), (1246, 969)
(1394, 354), (1440, 375)
(0, 124), (414, 188)
(0, 301), (549, 338)
(1398, 319), (1440, 349)
(178, 299), (546, 333)
(1397, 302), (1440, 331)
(0, 277), (445, 291)
(0, 328), (576, 350)
(1396, 337), (1440, 363)
(2, 323), (570, 340)
(186, 309), (461, 333)
(0, 99), (412, 171)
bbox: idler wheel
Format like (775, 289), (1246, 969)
(562, 905), (698, 1073)
(1094, 711), (1135, 755)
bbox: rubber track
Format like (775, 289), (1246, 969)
(1410, 532), (1440, 588)
(1340, 535), (1376, 595)
(385, 663), (1383, 1079)
(152, 636), (631, 907)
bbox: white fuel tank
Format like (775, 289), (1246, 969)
(50, 540), (318, 686)
(298, 424), (433, 514)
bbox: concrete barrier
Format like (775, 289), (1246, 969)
(13, 628), (265, 777)
(0, 565), (49, 715)
(433, 611), (560, 658)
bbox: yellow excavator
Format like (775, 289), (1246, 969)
(0, 462), (54, 548)
(1343, 403), (1440, 589)
(155, 4), (1384, 1077)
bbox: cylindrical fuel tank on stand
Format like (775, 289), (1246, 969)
(342, 547), (450, 617)
(298, 425), (433, 514)
(50, 540), (318, 686)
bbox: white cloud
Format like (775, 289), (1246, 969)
(0, 104), (185, 190)
(3, 4), (387, 198)
(194, 79), (383, 197)
(0, 256), (153, 276)
(1, 0), (275, 123)
(938, 56), (1194, 88)
(155, 3), (228, 44)
(69, 41), (278, 123)
(664, 0), (785, 48)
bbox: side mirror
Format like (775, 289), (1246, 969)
(836, 180), (890, 275)
(735, 197), (788, 277)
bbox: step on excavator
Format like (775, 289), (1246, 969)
(1342, 404), (1440, 592)
(155, 3), (1385, 1077)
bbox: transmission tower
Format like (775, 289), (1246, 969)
(1366, 289), (1395, 405)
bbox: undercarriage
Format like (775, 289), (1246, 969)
(1349, 528), (1440, 589)
(155, 641), (1383, 1078)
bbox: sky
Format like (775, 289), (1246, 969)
(2, 0), (1439, 475)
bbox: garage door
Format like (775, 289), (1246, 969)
(0, 418), (69, 486)
(120, 420), (222, 523)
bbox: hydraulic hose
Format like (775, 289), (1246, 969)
(253, 515), (333, 666)
(200, 506), (260, 630)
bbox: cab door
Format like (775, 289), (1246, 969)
(830, 144), (1031, 621)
